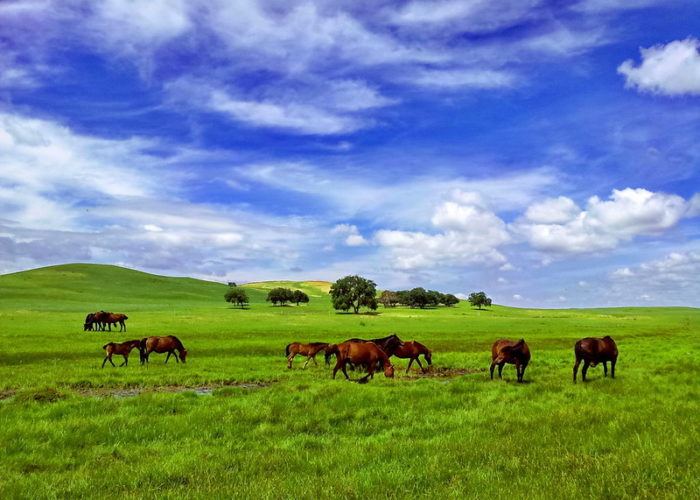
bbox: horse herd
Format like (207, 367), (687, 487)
(286, 334), (619, 383)
(90, 315), (619, 383)
(84, 311), (128, 332)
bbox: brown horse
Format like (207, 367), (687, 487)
(325, 334), (404, 370)
(140, 336), (187, 364)
(285, 342), (329, 369)
(84, 312), (97, 331)
(573, 336), (618, 382)
(394, 340), (432, 373)
(95, 312), (128, 332)
(329, 342), (395, 383)
(101, 340), (141, 368)
(490, 339), (531, 383)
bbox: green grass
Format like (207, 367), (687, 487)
(1, 264), (699, 499)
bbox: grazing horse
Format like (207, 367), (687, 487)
(394, 340), (432, 373)
(573, 336), (618, 382)
(84, 313), (96, 331)
(325, 334), (404, 369)
(101, 340), (141, 368)
(490, 339), (531, 383)
(140, 335), (188, 364)
(95, 311), (128, 332)
(285, 342), (329, 369)
(328, 342), (394, 383)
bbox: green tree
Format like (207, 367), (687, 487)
(329, 275), (378, 314)
(224, 287), (249, 309)
(408, 287), (431, 309)
(396, 290), (410, 306)
(468, 291), (492, 310)
(442, 293), (460, 307)
(266, 287), (293, 306)
(379, 290), (399, 308)
(427, 290), (444, 307)
(292, 289), (309, 306)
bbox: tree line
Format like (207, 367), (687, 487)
(225, 276), (491, 313)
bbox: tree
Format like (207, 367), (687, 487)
(224, 287), (249, 308)
(329, 275), (378, 314)
(379, 290), (399, 308)
(442, 293), (460, 307)
(292, 289), (309, 306)
(266, 287), (294, 306)
(468, 291), (492, 310)
(396, 290), (410, 306)
(408, 287), (431, 309)
(427, 290), (444, 307)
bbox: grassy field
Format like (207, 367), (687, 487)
(0, 264), (699, 499)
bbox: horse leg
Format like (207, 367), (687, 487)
(101, 356), (109, 369)
(490, 360), (496, 380)
(108, 355), (116, 367)
(120, 354), (128, 367)
(415, 358), (425, 373)
(287, 353), (295, 369)
(581, 362), (589, 382)
(573, 358), (580, 383)
(173, 350), (180, 363)
(498, 362), (504, 379)
(611, 358), (617, 379)
(341, 362), (351, 380)
(332, 359), (343, 379)
(406, 358), (414, 374)
(603, 361), (608, 377)
(515, 360), (522, 382)
(165, 351), (171, 363)
(311, 355), (318, 366)
(302, 355), (312, 369)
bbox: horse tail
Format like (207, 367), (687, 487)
(285, 343), (292, 357)
(140, 337), (148, 351)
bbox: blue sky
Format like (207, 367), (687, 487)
(1, 0), (699, 307)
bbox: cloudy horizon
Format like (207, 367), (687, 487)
(1, 0), (699, 307)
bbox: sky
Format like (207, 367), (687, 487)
(0, 0), (699, 307)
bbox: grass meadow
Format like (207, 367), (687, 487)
(0, 264), (699, 499)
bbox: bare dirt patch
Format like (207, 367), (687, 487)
(403, 366), (486, 380)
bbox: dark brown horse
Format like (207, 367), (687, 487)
(285, 342), (329, 369)
(490, 339), (531, 383)
(328, 342), (394, 383)
(394, 340), (432, 373)
(324, 334), (404, 368)
(95, 311), (128, 332)
(573, 336), (618, 382)
(140, 336), (187, 364)
(84, 312), (97, 331)
(101, 340), (141, 368)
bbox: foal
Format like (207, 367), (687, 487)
(285, 342), (329, 369)
(394, 340), (432, 373)
(101, 340), (141, 368)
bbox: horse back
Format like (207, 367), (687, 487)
(576, 337), (617, 361)
(492, 339), (530, 363)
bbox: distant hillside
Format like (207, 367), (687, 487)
(0, 264), (229, 311)
(242, 280), (332, 296)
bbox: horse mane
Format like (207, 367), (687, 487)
(308, 342), (329, 347)
(168, 335), (185, 350)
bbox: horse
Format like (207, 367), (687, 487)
(328, 342), (394, 383)
(101, 340), (141, 368)
(95, 311), (128, 332)
(84, 313), (96, 331)
(394, 340), (432, 373)
(140, 336), (188, 364)
(324, 334), (404, 369)
(285, 342), (329, 369)
(490, 339), (531, 383)
(573, 336), (618, 382)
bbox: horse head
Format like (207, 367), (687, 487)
(384, 364), (395, 378)
(179, 349), (188, 363)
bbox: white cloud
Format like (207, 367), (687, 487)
(331, 224), (369, 246)
(375, 191), (510, 270)
(409, 68), (516, 89)
(618, 37), (700, 96)
(513, 188), (697, 254)
(524, 196), (581, 224)
(513, 294), (523, 300)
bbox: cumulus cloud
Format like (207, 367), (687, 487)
(331, 224), (369, 246)
(513, 188), (698, 254)
(608, 251), (700, 305)
(375, 191), (510, 270)
(618, 37), (700, 95)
